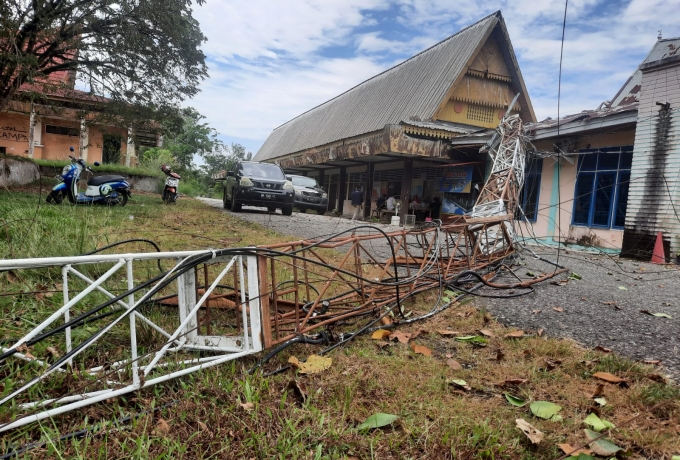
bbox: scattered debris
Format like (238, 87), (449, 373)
(552, 307), (564, 312)
(584, 429), (622, 456)
(594, 346), (612, 353)
(446, 359), (462, 370)
(447, 379), (471, 391)
(410, 342), (432, 356)
(593, 372), (627, 386)
(479, 329), (494, 337)
(372, 329), (391, 340)
(505, 393), (527, 407)
(557, 444), (593, 456)
(284, 380), (308, 404)
(516, 418), (544, 444)
(504, 330), (524, 338)
(239, 402), (254, 411)
(288, 355), (332, 374)
(590, 384), (605, 398)
(530, 401), (562, 421)
(640, 310), (672, 319)
(583, 413), (615, 432)
(357, 413), (399, 431)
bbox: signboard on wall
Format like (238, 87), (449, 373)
(439, 166), (473, 193)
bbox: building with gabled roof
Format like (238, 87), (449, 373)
(253, 11), (536, 218)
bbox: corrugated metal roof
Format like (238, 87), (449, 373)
(526, 104), (638, 132)
(610, 38), (680, 108)
(254, 11), (504, 162)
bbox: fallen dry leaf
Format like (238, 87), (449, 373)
(593, 372), (627, 386)
(647, 374), (667, 383)
(537, 328), (544, 336)
(552, 307), (564, 312)
(495, 350), (506, 361)
(5, 271), (20, 284)
(288, 355), (332, 374)
(544, 359), (561, 371)
(642, 359), (661, 365)
(497, 378), (528, 386)
(532, 309), (542, 314)
(551, 279), (568, 286)
(516, 418), (544, 444)
(371, 329), (391, 340)
(380, 316), (392, 326)
(197, 421), (209, 432)
(389, 330), (411, 344)
(410, 342), (432, 357)
(46, 347), (59, 358)
(479, 329), (495, 337)
(594, 345), (612, 353)
(557, 443), (592, 456)
(410, 329), (428, 339)
(523, 349), (532, 358)
(483, 313), (492, 324)
(591, 384), (605, 398)
(285, 380), (307, 404)
(240, 402), (254, 411)
(504, 330), (524, 339)
(153, 419), (171, 435)
(446, 359), (462, 370)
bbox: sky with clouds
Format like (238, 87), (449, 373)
(189, 0), (680, 156)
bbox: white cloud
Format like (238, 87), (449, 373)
(187, 0), (680, 153)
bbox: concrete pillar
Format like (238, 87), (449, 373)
(126, 127), (135, 167)
(318, 169), (325, 191)
(27, 105), (35, 159)
(399, 159), (414, 221)
(79, 118), (89, 161)
(338, 166), (347, 214)
(364, 162), (374, 219)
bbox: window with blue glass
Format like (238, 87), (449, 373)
(572, 146), (633, 229)
(517, 158), (543, 222)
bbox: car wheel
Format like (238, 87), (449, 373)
(282, 205), (293, 216)
(223, 188), (230, 209)
(231, 190), (241, 212)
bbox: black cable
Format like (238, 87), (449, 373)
(554, 0), (569, 273)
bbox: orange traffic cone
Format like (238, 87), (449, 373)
(651, 231), (665, 264)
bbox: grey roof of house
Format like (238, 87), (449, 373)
(610, 37), (680, 108)
(255, 11), (533, 162)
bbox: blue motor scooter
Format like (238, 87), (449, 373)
(46, 147), (131, 206)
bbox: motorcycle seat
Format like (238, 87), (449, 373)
(88, 175), (126, 186)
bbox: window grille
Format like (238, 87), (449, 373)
(466, 104), (495, 124)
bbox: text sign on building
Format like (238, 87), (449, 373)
(439, 166), (473, 193)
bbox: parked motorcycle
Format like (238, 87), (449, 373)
(160, 165), (181, 204)
(46, 147), (131, 206)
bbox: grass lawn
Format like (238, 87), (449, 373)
(1, 183), (678, 459)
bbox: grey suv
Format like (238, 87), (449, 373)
(288, 175), (328, 215)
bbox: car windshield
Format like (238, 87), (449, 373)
(291, 176), (318, 187)
(240, 163), (284, 179)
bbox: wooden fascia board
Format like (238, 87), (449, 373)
(432, 17), (498, 121)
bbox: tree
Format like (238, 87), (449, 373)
(141, 107), (222, 170)
(0, 0), (208, 118)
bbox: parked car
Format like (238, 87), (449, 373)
(222, 161), (294, 215)
(287, 175), (329, 215)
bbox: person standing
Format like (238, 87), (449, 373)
(350, 187), (364, 221)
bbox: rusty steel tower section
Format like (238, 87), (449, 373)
(468, 111), (528, 256)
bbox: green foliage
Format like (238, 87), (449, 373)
(34, 158), (157, 178)
(0, 0), (208, 122)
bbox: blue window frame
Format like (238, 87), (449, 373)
(517, 158), (543, 222)
(572, 147), (633, 229)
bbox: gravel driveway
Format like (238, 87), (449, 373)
(200, 198), (680, 379)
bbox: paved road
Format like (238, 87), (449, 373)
(201, 198), (680, 379)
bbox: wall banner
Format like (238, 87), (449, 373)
(439, 165), (473, 193)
